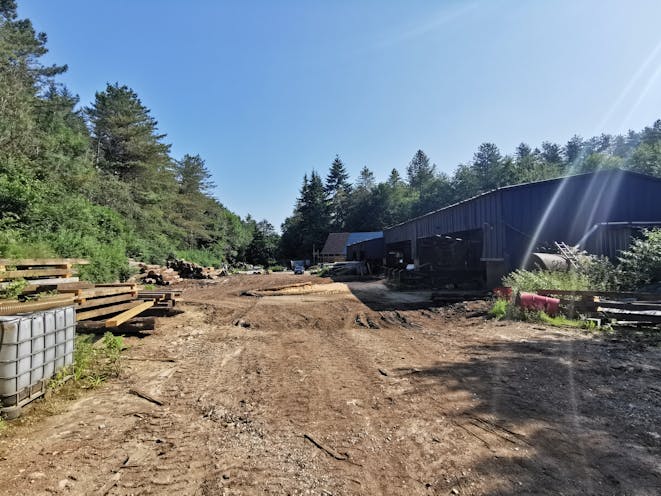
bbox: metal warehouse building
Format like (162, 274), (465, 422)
(383, 169), (661, 286)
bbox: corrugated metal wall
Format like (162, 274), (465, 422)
(347, 237), (385, 261)
(384, 170), (661, 271)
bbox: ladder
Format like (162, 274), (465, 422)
(555, 241), (580, 269)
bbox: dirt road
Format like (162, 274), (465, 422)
(1, 274), (660, 495)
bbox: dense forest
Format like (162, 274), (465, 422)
(281, 122), (661, 259)
(0, 2), (277, 281)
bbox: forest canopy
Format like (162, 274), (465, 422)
(0, 1), (272, 280)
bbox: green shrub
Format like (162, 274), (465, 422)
(503, 269), (591, 294)
(618, 228), (661, 290)
(0, 279), (27, 299)
(269, 265), (285, 272)
(489, 299), (509, 320)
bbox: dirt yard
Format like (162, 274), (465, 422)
(1, 274), (660, 495)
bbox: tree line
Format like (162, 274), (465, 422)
(281, 121), (661, 259)
(0, 2), (277, 281)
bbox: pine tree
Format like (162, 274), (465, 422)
(175, 154), (215, 195)
(406, 149), (436, 191)
(324, 155), (351, 231)
(324, 155), (351, 195)
(356, 166), (375, 190)
(86, 83), (172, 182)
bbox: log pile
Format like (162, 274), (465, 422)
(131, 262), (182, 286)
(166, 258), (217, 279)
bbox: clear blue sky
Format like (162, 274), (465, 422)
(20, 0), (661, 230)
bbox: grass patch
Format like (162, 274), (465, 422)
(538, 312), (596, 330)
(50, 332), (124, 390)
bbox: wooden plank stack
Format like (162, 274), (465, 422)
(537, 289), (661, 325)
(0, 259), (184, 332)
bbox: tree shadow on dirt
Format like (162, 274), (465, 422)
(344, 280), (435, 311)
(395, 336), (661, 495)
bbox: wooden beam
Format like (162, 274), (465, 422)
(76, 292), (137, 309)
(105, 300), (154, 327)
(538, 289), (661, 301)
(0, 258), (90, 266)
(0, 297), (76, 316)
(0, 268), (78, 280)
(70, 286), (137, 299)
(76, 300), (147, 321)
(94, 283), (139, 287)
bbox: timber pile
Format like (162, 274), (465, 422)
(166, 258), (217, 279)
(537, 289), (661, 326)
(0, 258), (184, 332)
(131, 262), (182, 286)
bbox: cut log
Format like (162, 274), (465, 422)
(105, 300), (154, 327)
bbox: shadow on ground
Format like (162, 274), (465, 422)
(396, 335), (661, 495)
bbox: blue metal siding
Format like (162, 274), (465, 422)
(384, 170), (661, 270)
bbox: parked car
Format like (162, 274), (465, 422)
(294, 265), (304, 275)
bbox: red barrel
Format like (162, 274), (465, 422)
(517, 292), (560, 315)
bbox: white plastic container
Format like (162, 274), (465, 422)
(0, 306), (76, 418)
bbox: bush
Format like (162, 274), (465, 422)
(489, 299), (509, 320)
(618, 228), (661, 290)
(502, 269), (591, 294)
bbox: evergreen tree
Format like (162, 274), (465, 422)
(324, 155), (351, 231)
(324, 155), (351, 194)
(472, 142), (502, 190)
(356, 165), (375, 190)
(541, 141), (563, 164)
(565, 135), (584, 164)
(387, 168), (403, 186)
(86, 83), (172, 182)
(406, 149), (436, 191)
(175, 154), (215, 195)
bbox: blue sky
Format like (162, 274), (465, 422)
(20, 0), (661, 229)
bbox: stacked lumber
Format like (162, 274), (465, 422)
(537, 289), (661, 325)
(137, 289), (183, 316)
(0, 258), (187, 332)
(0, 259), (90, 315)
